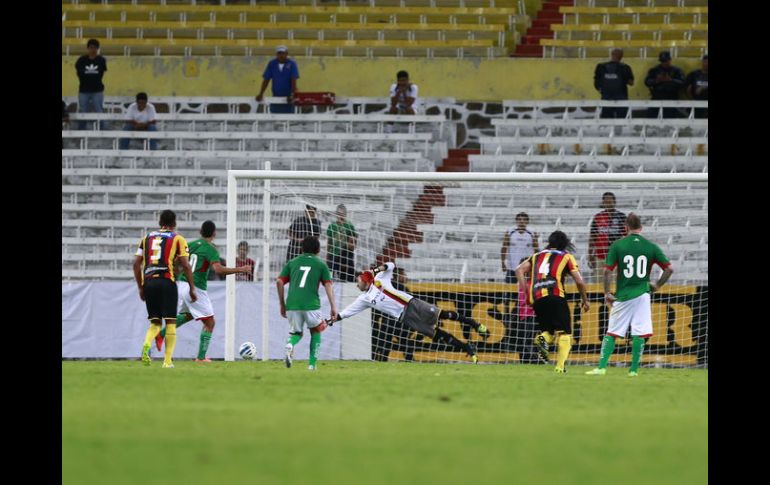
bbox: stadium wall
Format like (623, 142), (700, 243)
(63, 281), (707, 366)
(61, 57), (703, 102)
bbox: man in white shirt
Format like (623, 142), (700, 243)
(119, 92), (158, 150)
(326, 262), (488, 363)
(388, 70), (419, 115)
(500, 212), (539, 283)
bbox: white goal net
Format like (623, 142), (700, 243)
(225, 169), (708, 369)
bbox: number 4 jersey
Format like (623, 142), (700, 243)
(278, 253), (332, 311)
(605, 234), (670, 302)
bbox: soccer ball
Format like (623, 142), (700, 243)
(239, 341), (257, 360)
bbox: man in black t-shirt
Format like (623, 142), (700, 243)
(594, 49), (634, 119)
(286, 205), (321, 263)
(75, 39), (107, 129)
(644, 51), (685, 118)
(686, 55), (708, 118)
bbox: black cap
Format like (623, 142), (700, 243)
(305, 204), (317, 211)
(659, 51), (672, 62)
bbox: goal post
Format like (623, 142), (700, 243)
(226, 170), (708, 368)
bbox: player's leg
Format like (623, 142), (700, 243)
(307, 311), (326, 371)
(196, 317), (215, 362)
(438, 309), (489, 338)
(628, 294), (653, 376)
(141, 279), (164, 365)
(532, 298), (555, 363)
(587, 298), (632, 375)
(161, 280), (180, 367)
(433, 328), (478, 362)
(552, 299), (573, 373)
(158, 281), (194, 349)
(285, 312), (304, 368)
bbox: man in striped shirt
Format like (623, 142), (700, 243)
(133, 209), (196, 368)
(515, 231), (590, 373)
(326, 262), (489, 363)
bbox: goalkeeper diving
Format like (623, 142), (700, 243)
(326, 262), (489, 363)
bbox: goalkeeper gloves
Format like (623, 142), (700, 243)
(324, 315), (341, 326)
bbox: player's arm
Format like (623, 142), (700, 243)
(323, 280), (338, 321)
(276, 275), (289, 318)
(371, 262), (395, 277)
(650, 262), (674, 293)
(328, 295), (371, 324)
(212, 261), (252, 277)
(570, 268), (590, 313)
(514, 259), (532, 301)
(500, 231), (510, 271)
(132, 255), (144, 301)
(177, 256), (197, 302)
(603, 244), (617, 306)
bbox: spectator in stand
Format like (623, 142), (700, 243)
(644, 51), (685, 118)
(686, 54), (708, 118)
(75, 39), (107, 130)
(386, 70), (419, 133)
(235, 241), (256, 282)
(594, 48), (634, 119)
(256, 45), (299, 114)
(588, 192), (627, 279)
(119, 92), (158, 150)
(287, 205), (321, 264)
(501, 212), (539, 283)
(326, 204), (358, 282)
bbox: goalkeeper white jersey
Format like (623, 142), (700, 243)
(339, 263), (413, 320)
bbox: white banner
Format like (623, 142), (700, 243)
(62, 281), (368, 360)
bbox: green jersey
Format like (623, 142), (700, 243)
(278, 253), (332, 311)
(326, 221), (357, 256)
(179, 239), (220, 291)
(605, 234), (670, 302)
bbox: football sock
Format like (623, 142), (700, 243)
(143, 323), (162, 347)
(556, 334), (572, 370)
(538, 331), (555, 345)
(309, 332), (321, 367)
(288, 333), (302, 346)
(434, 329), (473, 354)
(197, 330), (212, 360)
(163, 323), (177, 365)
(630, 336), (646, 373)
(598, 335), (616, 369)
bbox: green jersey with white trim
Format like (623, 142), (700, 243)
(605, 234), (670, 302)
(278, 254), (332, 311)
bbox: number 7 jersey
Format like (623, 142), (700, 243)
(604, 234), (670, 302)
(278, 253), (333, 311)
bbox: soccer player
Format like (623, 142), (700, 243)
(277, 236), (338, 371)
(515, 230), (589, 373)
(326, 262), (490, 363)
(586, 213), (674, 377)
(133, 210), (196, 368)
(155, 221), (252, 362)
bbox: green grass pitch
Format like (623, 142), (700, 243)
(62, 360), (707, 485)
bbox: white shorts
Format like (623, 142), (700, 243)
(607, 292), (653, 338)
(177, 281), (214, 321)
(287, 310), (323, 334)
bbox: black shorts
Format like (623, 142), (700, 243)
(532, 296), (572, 334)
(143, 277), (178, 320)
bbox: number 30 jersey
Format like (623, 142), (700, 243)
(278, 253), (333, 311)
(527, 249), (579, 305)
(605, 234), (670, 302)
